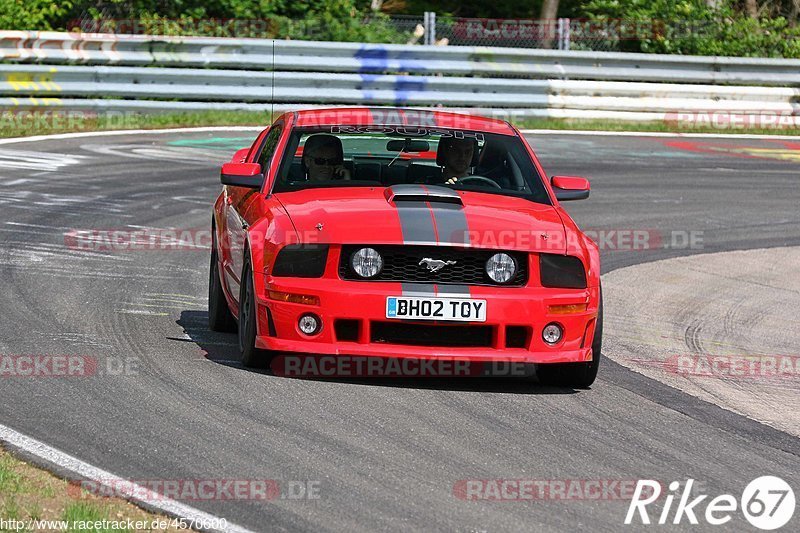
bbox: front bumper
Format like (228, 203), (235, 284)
(253, 274), (599, 365)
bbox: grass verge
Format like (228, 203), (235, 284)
(513, 117), (800, 135)
(2, 109), (799, 139)
(0, 447), (191, 532)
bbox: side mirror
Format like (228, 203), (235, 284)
(221, 162), (263, 189)
(551, 175), (590, 201)
(230, 148), (250, 163)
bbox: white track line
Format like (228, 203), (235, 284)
(0, 423), (254, 533)
(1, 125), (800, 146)
(0, 126), (263, 146)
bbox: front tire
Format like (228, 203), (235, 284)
(238, 257), (271, 368)
(537, 287), (603, 389)
(208, 232), (236, 333)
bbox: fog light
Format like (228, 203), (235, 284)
(542, 323), (563, 345)
(298, 314), (321, 335)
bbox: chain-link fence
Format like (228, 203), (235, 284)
(430, 16), (621, 51)
(70, 10), (636, 52)
(393, 14), (652, 51)
(401, 14), (570, 49)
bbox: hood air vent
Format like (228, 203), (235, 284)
(385, 184), (463, 205)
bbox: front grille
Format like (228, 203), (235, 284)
(334, 319), (360, 342)
(370, 321), (493, 347)
(339, 245), (528, 286)
(505, 326), (530, 348)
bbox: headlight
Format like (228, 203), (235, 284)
(486, 252), (516, 284)
(272, 244), (329, 278)
(539, 254), (586, 289)
(351, 247), (383, 278)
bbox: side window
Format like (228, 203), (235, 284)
(257, 125), (283, 172)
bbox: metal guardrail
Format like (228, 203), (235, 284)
(4, 32), (800, 84)
(1, 32), (799, 121)
(1, 64), (797, 111)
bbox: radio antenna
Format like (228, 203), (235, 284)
(271, 38), (275, 122)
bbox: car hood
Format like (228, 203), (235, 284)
(275, 186), (565, 253)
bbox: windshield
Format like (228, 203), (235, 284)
(272, 126), (551, 204)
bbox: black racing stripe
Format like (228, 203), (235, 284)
(401, 283), (437, 296)
(395, 201), (437, 245)
(430, 202), (470, 246)
(429, 199), (471, 296)
(393, 185), (473, 297)
(394, 188), (437, 297)
(436, 284), (471, 297)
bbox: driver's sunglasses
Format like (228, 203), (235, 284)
(309, 156), (340, 166)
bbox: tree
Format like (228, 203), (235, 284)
(540, 0), (559, 48)
(540, 0), (559, 19)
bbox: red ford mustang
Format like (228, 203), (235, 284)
(209, 107), (602, 387)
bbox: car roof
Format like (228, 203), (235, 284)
(289, 107), (517, 136)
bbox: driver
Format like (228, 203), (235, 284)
(434, 137), (476, 185)
(302, 134), (351, 181)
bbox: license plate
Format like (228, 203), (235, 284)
(386, 296), (487, 322)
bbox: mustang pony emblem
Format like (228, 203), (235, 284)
(419, 258), (457, 272)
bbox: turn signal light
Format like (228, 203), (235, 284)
(268, 290), (320, 306)
(548, 303), (588, 315)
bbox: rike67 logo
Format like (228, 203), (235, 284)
(626, 477), (795, 530)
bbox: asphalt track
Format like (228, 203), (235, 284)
(603, 247), (800, 438)
(0, 129), (798, 532)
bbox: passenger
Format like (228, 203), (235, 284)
(302, 135), (351, 181)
